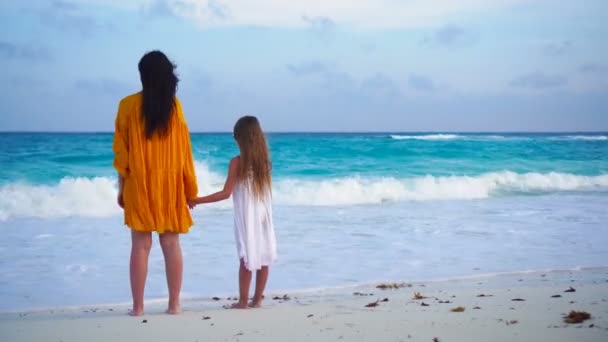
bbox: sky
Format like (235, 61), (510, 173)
(0, 0), (607, 132)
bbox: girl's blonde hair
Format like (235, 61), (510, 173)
(233, 116), (272, 199)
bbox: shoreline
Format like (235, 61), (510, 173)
(2, 268), (607, 341)
(2, 266), (607, 315)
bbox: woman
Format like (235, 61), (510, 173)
(113, 50), (198, 316)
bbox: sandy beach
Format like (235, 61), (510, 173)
(2, 268), (607, 342)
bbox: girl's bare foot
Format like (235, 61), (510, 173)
(165, 306), (181, 315)
(249, 296), (263, 308)
(248, 301), (262, 308)
(129, 308), (144, 316)
(227, 302), (248, 309)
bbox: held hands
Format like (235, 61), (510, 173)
(187, 198), (200, 210)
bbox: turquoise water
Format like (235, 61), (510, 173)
(1, 133), (607, 186)
(0, 132), (607, 311)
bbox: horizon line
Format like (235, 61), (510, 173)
(1, 130), (607, 134)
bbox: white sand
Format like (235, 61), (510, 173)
(1, 268), (607, 342)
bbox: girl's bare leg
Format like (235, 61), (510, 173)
(250, 266), (269, 308)
(159, 232), (183, 314)
(232, 259), (252, 309)
(130, 231), (152, 316)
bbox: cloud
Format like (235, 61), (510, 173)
(145, 0), (177, 17)
(286, 61), (331, 76)
(362, 73), (400, 97)
(542, 40), (572, 56)
(408, 74), (437, 92)
(302, 15), (335, 30)
(74, 79), (132, 95)
(0, 41), (51, 61)
(421, 24), (477, 47)
(579, 63), (608, 75)
(510, 71), (567, 89)
(84, 0), (523, 29)
(207, 0), (230, 19)
(286, 61), (401, 100)
(151, 0), (230, 24)
(287, 62), (356, 94)
(35, 1), (109, 37)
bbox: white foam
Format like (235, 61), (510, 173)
(559, 135), (608, 141)
(274, 171), (608, 206)
(1, 165), (607, 220)
(390, 134), (462, 141)
(0, 177), (120, 221)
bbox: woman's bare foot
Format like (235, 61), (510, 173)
(129, 308), (144, 316)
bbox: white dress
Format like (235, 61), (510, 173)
(232, 178), (277, 271)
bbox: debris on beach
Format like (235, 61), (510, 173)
(433, 338), (440, 342)
(212, 297), (221, 301)
(476, 294), (493, 297)
(564, 287), (576, 293)
(563, 311), (591, 324)
(473, 306), (481, 310)
(511, 298), (526, 301)
(381, 298), (389, 302)
(438, 300), (451, 304)
(202, 316), (211, 320)
(451, 306), (465, 312)
(421, 302), (430, 307)
(365, 300), (380, 308)
(413, 292), (428, 300)
(551, 295), (562, 298)
(272, 294), (290, 301)
(506, 320), (518, 325)
(353, 292), (373, 296)
(376, 283), (411, 290)
(141, 319), (147, 323)
(307, 314), (314, 318)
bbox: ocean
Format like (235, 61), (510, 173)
(1, 132), (607, 311)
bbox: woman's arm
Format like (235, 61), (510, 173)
(113, 100), (129, 209)
(117, 173), (125, 209)
(178, 99), (198, 202)
(194, 157), (239, 204)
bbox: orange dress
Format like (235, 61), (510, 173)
(112, 93), (198, 233)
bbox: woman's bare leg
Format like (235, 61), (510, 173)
(250, 266), (269, 308)
(130, 230), (152, 316)
(159, 232), (183, 314)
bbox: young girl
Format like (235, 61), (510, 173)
(190, 116), (277, 309)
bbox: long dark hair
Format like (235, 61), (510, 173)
(138, 50), (179, 138)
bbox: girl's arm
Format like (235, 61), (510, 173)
(195, 157), (239, 204)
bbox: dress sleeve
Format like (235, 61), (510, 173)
(112, 100), (130, 178)
(178, 99), (198, 200)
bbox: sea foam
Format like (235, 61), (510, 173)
(1, 162), (606, 220)
(390, 134), (462, 141)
